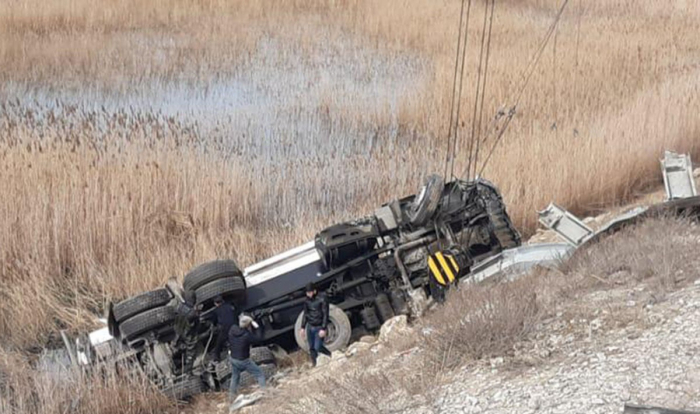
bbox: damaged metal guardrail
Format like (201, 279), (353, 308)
(539, 151), (699, 249)
(662, 151), (697, 201)
(465, 242), (574, 284)
(538, 203), (594, 247)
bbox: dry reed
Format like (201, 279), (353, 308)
(1, 0), (699, 348)
(0, 1), (699, 412)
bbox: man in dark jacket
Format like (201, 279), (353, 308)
(208, 295), (238, 362)
(173, 291), (201, 371)
(228, 314), (265, 401)
(299, 283), (332, 367)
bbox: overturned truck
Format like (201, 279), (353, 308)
(81, 175), (520, 398)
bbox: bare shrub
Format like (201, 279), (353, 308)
(254, 281), (545, 414)
(564, 216), (700, 296)
(269, 369), (429, 414)
(0, 349), (173, 414)
(419, 279), (543, 374)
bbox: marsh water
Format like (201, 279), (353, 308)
(3, 37), (432, 163)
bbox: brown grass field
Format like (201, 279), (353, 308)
(1, 0), (699, 412)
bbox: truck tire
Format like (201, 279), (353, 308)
(240, 363), (276, 388)
(161, 375), (205, 400)
(408, 174), (444, 226)
(119, 305), (177, 340)
(183, 260), (243, 292)
(216, 348), (275, 377)
(250, 347), (276, 366)
(294, 304), (351, 352)
(480, 184), (521, 249)
(218, 362), (275, 382)
(112, 288), (172, 323)
(194, 276), (246, 307)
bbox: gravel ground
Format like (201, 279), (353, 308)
(423, 282), (700, 414)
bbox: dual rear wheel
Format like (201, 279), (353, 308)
(112, 260), (246, 342)
(110, 260), (247, 400)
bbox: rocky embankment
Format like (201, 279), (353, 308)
(426, 281), (700, 414)
(194, 212), (700, 414)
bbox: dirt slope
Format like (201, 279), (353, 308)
(199, 281), (700, 414)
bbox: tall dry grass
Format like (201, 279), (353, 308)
(3, 0), (699, 226)
(0, 4), (699, 412)
(1, 0), (699, 349)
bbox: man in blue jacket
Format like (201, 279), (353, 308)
(228, 314), (265, 401)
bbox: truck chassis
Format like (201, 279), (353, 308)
(78, 174), (520, 398)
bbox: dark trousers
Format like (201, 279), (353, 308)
(306, 324), (331, 365)
(214, 324), (232, 360)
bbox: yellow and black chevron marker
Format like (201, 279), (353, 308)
(427, 251), (461, 286)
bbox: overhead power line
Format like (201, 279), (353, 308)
(475, 0), (572, 177)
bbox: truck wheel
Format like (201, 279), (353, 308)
(194, 276), (246, 307)
(294, 304), (351, 352)
(119, 305), (177, 340)
(250, 347), (276, 366)
(216, 349), (274, 379)
(240, 363), (276, 388)
(112, 288), (172, 323)
(183, 260), (243, 292)
(408, 174), (444, 226)
(161, 375), (205, 400)
(480, 183), (521, 249)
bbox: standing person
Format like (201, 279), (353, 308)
(299, 283), (331, 367)
(228, 314), (266, 402)
(208, 295), (238, 362)
(173, 291), (201, 371)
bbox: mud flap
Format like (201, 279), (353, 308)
(107, 302), (120, 339)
